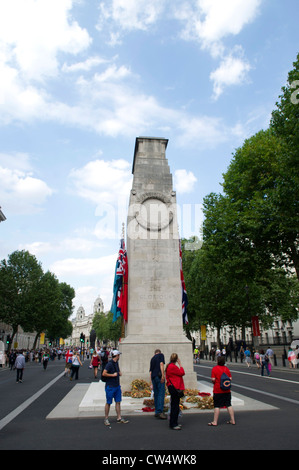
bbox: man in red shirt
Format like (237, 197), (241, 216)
(208, 355), (236, 426)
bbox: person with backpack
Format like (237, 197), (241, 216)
(259, 349), (270, 376)
(208, 355), (235, 426)
(100, 347), (109, 380)
(254, 350), (260, 369)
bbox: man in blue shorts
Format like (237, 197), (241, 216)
(102, 350), (129, 426)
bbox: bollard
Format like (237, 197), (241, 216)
(274, 354), (277, 366)
(282, 355), (286, 367)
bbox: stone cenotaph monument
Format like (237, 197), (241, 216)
(119, 137), (197, 390)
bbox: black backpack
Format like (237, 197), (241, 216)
(101, 350), (108, 364)
(220, 372), (232, 391)
(101, 360), (116, 382)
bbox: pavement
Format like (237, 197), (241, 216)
(46, 375), (278, 421)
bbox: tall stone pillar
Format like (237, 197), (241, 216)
(119, 137), (197, 391)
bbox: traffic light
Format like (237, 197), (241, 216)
(80, 333), (85, 343)
(6, 334), (11, 344)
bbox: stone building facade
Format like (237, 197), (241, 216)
(67, 295), (104, 348)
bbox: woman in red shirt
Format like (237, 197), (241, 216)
(90, 351), (101, 379)
(209, 355), (236, 426)
(166, 353), (185, 430)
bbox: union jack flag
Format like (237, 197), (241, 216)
(179, 240), (188, 325)
(111, 238), (128, 323)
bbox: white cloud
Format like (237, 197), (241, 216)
(0, 152), (33, 172)
(50, 253), (117, 314)
(50, 253), (116, 277)
(19, 241), (52, 256)
(210, 50), (252, 99)
(20, 237), (103, 257)
(0, 0), (261, 138)
(0, 0), (91, 124)
(97, 0), (261, 98)
(98, 0), (165, 34)
(174, 169), (197, 194)
(62, 56), (110, 73)
(176, 115), (228, 147)
(0, 59), (47, 124)
(93, 64), (132, 83)
(69, 158), (133, 239)
(69, 159), (132, 205)
(0, 0), (91, 80)
(73, 286), (101, 315)
(175, 0), (262, 52)
(173, 0), (261, 96)
(0, 166), (53, 215)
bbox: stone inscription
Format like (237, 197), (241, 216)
(137, 292), (178, 309)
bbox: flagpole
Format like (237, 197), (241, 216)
(121, 222), (126, 339)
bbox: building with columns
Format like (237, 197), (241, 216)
(67, 295), (104, 348)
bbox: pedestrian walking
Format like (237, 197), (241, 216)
(70, 351), (82, 381)
(64, 348), (73, 377)
(165, 353), (185, 430)
(208, 355), (235, 426)
(90, 350), (101, 379)
(42, 351), (50, 370)
(259, 349), (270, 376)
(266, 347), (274, 367)
(244, 347), (251, 368)
(14, 351), (25, 383)
(149, 349), (167, 419)
(193, 347), (199, 363)
(102, 350), (129, 426)
(9, 351), (16, 370)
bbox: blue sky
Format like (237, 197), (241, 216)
(0, 0), (298, 319)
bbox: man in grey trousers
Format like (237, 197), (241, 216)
(14, 351), (25, 383)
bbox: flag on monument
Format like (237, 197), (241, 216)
(111, 239), (128, 323)
(179, 240), (189, 325)
(118, 239), (128, 322)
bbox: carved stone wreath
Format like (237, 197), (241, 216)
(133, 191), (173, 231)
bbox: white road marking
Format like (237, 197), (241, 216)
(0, 371), (65, 431)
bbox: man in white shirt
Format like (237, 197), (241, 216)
(266, 347), (274, 366)
(15, 351), (25, 383)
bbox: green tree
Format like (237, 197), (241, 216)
(0, 250), (43, 350)
(271, 53), (299, 154)
(46, 281), (75, 342)
(270, 53), (299, 278)
(21, 270), (62, 349)
(92, 311), (121, 345)
(0, 250), (75, 350)
(182, 192), (299, 346)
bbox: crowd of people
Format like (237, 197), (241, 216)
(3, 341), (299, 430)
(1, 345), (117, 384)
(193, 343), (299, 375)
